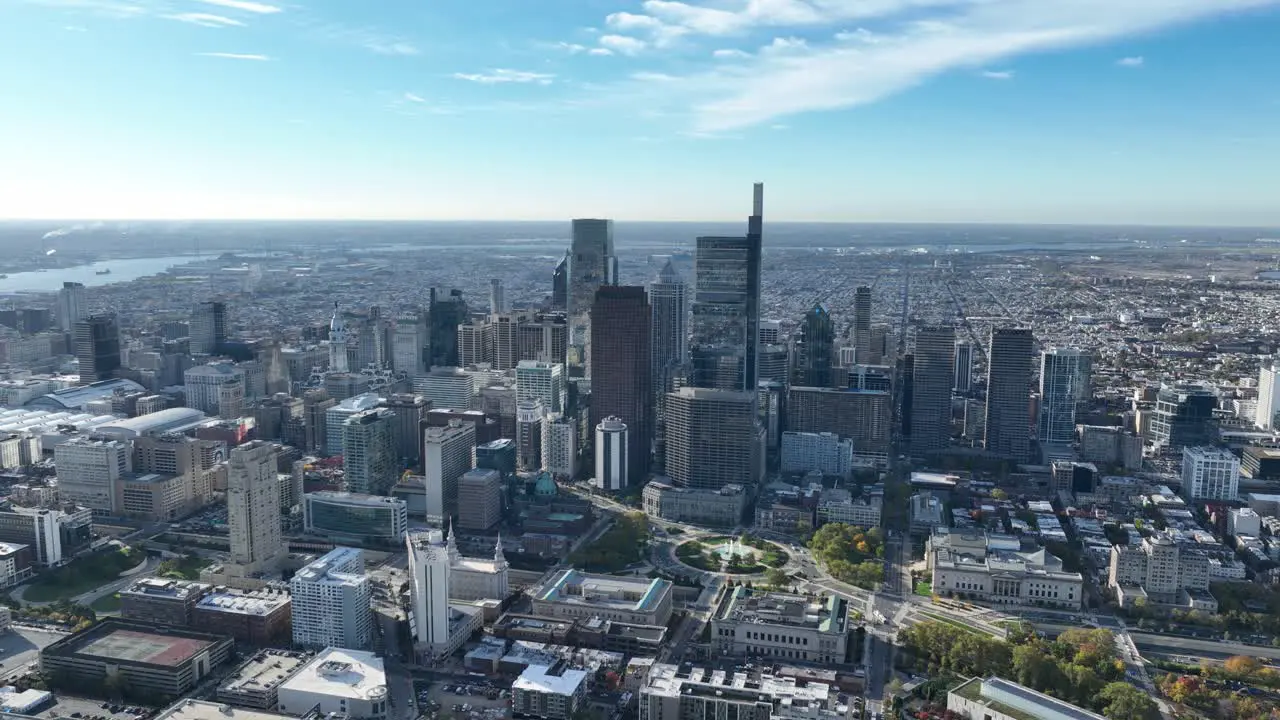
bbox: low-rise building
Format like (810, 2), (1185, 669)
(948, 676), (1104, 720)
(193, 588), (292, 645)
(120, 578), (211, 627)
(641, 480), (745, 527)
(927, 528), (1083, 609)
(1108, 532), (1213, 610)
(276, 647), (388, 720)
(216, 649), (309, 710)
(817, 486), (881, 528)
(303, 491), (408, 547)
(532, 569), (673, 626)
(511, 661), (589, 720)
(0, 542), (34, 588)
(638, 663), (855, 720)
(711, 587), (849, 664)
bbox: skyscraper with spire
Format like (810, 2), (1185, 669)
(568, 219), (616, 374)
(792, 303), (835, 387)
(328, 302), (348, 373)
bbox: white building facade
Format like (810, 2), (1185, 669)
(290, 547), (372, 650)
(1181, 446), (1240, 502)
(594, 417), (628, 491)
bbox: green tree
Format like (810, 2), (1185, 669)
(1098, 682), (1159, 720)
(765, 568), (789, 588)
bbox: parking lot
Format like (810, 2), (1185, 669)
(415, 680), (510, 720)
(0, 626), (68, 684)
(36, 696), (155, 720)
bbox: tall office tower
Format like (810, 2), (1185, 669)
(791, 304), (835, 387)
(1257, 362), (1280, 430)
(380, 394), (430, 466)
(489, 279), (507, 315)
(422, 420), (476, 524)
(689, 184), (763, 393)
(590, 286), (653, 480)
(664, 388), (760, 490)
(342, 409), (398, 495)
(406, 530), (451, 649)
(758, 345), (789, 384)
(649, 260), (688, 400)
(428, 288), (468, 368)
(57, 281), (87, 332)
(1038, 348), (1092, 445)
(551, 252), (569, 312)
(568, 219), (617, 373)
(853, 286), (872, 363)
(227, 441), (284, 574)
(758, 320), (782, 345)
(517, 314), (569, 365)
(516, 360), (565, 414)
(457, 469), (502, 530)
(954, 341), (974, 392)
(74, 313), (120, 385)
(786, 387), (893, 454)
(457, 320), (495, 367)
(477, 439), (517, 477)
(415, 367), (477, 410)
(899, 354), (914, 438)
(984, 327), (1034, 461)
(190, 301), (227, 355)
(492, 313), (528, 371)
(54, 437), (130, 515)
(594, 417), (629, 491)
(327, 302), (349, 373)
(869, 325), (888, 365)
(303, 389), (336, 453)
(355, 309), (390, 369)
(254, 393), (302, 441)
(542, 413), (577, 480)
(516, 401), (544, 471)
(1148, 383), (1218, 451)
(290, 547), (372, 650)
(909, 326), (956, 455)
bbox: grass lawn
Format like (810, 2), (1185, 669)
(156, 555), (212, 581)
(90, 592), (122, 612)
(920, 612), (985, 635)
(22, 547), (143, 603)
(914, 580), (933, 598)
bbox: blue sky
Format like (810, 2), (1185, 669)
(2, 0), (1279, 224)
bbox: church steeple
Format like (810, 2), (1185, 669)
(446, 519), (460, 563)
(494, 532), (507, 567)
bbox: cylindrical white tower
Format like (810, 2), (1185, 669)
(595, 416), (629, 491)
(516, 399), (544, 471)
(406, 529), (451, 647)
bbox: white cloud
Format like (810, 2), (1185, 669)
(453, 69), (555, 85)
(605, 11), (665, 31)
(633, 71), (678, 82)
(599, 34), (647, 55)
(197, 52), (270, 60)
(368, 42), (420, 56)
(167, 12), (245, 27)
(305, 23), (421, 56)
(760, 36), (808, 54)
(713, 48), (751, 59)
(404, 92), (426, 103)
(981, 69), (1015, 79)
(554, 42), (587, 54)
(193, 0), (281, 14)
(589, 48), (614, 56)
(1117, 55), (1144, 67)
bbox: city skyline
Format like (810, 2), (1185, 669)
(3, 1), (1280, 224)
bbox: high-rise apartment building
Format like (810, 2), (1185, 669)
(649, 260), (688, 401)
(689, 185), (764, 393)
(792, 304), (835, 388)
(1039, 348), (1092, 445)
(1148, 383), (1218, 451)
(853, 286), (872, 363)
(422, 420), (476, 524)
(909, 326), (955, 455)
(342, 409), (397, 495)
(594, 417), (629, 492)
(664, 388), (760, 490)
(516, 400), (544, 472)
(516, 361), (565, 414)
(491, 312), (528, 371)
(428, 288), (468, 369)
(954, 341), (973, 392)
(227, 441), (283, 574)
(567, 219), (617, 373)
(590, 286), (653, 481)
(290, 547), (371, 650)
(541, 414), (577, 480)
(1257, 362), (1280, 430)
(406, 531), (451, 648)
(54, 437), (130, 515)
(190, 301), (227, 355)
(457, 468), (502, 531)
(1181, 446), (1240, 502)
(786, 387), (893, 454)
(379, 394), (430, 466)
(984, 327), (1034, 461)
(324, 392), (382, 459)
(57, 282), (87, 333)
(74, 313), (121, 385)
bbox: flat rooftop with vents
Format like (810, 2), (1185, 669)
(217, 649), (310, 710)
(532, 569), (673, 626)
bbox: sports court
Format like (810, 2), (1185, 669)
(77, 629), (211, 665)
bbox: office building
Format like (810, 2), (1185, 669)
(414, 367), (475, 410)
(406, 529), (451, 648)
(324, 393), (381, 459)
(1148, 383), (1219, 451)
(551, 252), (569, 312)
(304, 492), (408, 546)
(327, 303), (349, 374)
(1038, 348), (1091, 444)
(290, 547), (372, 650)
(489, 278), (507, 315)
(1108, 532), (1212, 609)
(910, 325), (955, 455)
(567, 219), (617, 372)
(983, 327), (1034, 461)
(114, 472), (195, 521)
(302, 390), (337, 454)
(276, 648), (388, 720)
(948, 677), (1105, 720)
(1242, 446), (1280, 480)
(1181, 446), (1240, 502)
(642, 481), (746, 527)
(688, 184), (763, 393)
(428, 288), (468, 369)
(649, 259), (688, 403)
(517, 400), (544, 472)
(516, 361), (565, 414)
(780, 432), (852, 477)
(927, 528), (1083, 608)
(393, 312), (429, 377)
(379, 394), (430, 466)
(759, 320), (781, 345)
(757, 344), (789, 385)
(57, 282), (87, 332)
(1079, 425), (1143, 470)
(342, 409), (397, 496)
(786, 387), (892, 454)
(542, 414), (577, 480)
(457, 469), (502, 531)
(511, 662), (589, 720)
(54, 437), (130, 515)
(192, 588), (292, 646)
(457, 320), (494, 367)
(227, 441), (284, 575)
(533, 569), (673, 625)
(0, 505), (89, 566)
(120, 577), (210, 627)
(791, 304), (835, 387)
(594, 417), (629, 492)
(639, 663), (853, 720)
(477, 438), (517, 477)
(74, 313), (121, 385)
(185, 362), (247, 419)
(191, 301), (228, 355)
(517, 314), (569, 365)
(590, 286), (652, 480)
(853, 285), (872, 363)
(953, 340), (974, 393)
(710, 587), (849, 663)
(422, 420), (475, 524)
(491, 312), (528, 371)
(664, 387), (760, 490)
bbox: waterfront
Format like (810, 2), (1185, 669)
(0, 256), (195, 295)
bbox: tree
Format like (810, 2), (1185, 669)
(765, 568), (790, 588)
(1224, 655), (1263, 678)
(1098, 682), (1159, 720)
(991, 489), (1008, 501)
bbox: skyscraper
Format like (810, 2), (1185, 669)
(191, 301), (227, 355)
(664, 388), (760, 490)
(1148, 383), (1218, 451)
(516, 400), (544, 472)
(595, 417), (629, 491)
(954, 341), (974, 393)
(568, 219), (616, 373)
(1257, 362), (1280, 430)
(422, 420), (476, 524)
(429, 288), (468, 368)
(406, 530), (451, 649)
(227, 441), (284, 574)
(290, 547), (372, 650)
(551, 252), (569, 312)
(516, 360), (565, 414)
(909, 326), (955, 455)
(791, 304), (835, 387)
(590, 286), (653, 481)
(58, 281), (87, 332)
(853, 286), (872, 363)
(342, 408), (398, 495)
(74, 313), (120, 385)
(689, 184), (764, 393)
(489, 279), (507, 315)
(1038, 348), (1092, 445)
(984, 327), (1034, 461)
(328, 302), (348, 373)
(649, 259), (688, 401)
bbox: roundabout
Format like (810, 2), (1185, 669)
(673, 534), (789, 576)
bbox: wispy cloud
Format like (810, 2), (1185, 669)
(453, 69), (555, 85)
(193, 0), (281, 14)
(713, 48), (751, 59)
(1117, 55), (1145, 67)
(20, 0), (147, 19)
(403, 92), (426, 103)
(599, 35), (647, 56)
(167, 12), (245, 27)
(197, 52), (270, 60)
(589, 48), (614, 56)
(304, 22), (420, 56)
(981, 69), (1015, 79)
(552, 41), (587, 54)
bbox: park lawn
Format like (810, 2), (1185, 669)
(914, 580), (933, 598)
(920, 612), (984, 635)
(91, 593), (122, 612)
(22, 547), (143, 603)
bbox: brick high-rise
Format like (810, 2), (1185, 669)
(590, 286), (653, 481)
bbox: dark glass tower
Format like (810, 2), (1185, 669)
(984, 327), (1034, 461)
(792, 303), (835, 387)
(74, 313), (121, 384)
(428, 288), (468, 368)
(853, 286), (872, 362)
(551, 252), (569, 312)
(909, 325), (955, 455)
(590, 286), (653, 481)
(191, 301), (227, 355)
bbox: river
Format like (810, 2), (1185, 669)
(0, 256), (196, 295)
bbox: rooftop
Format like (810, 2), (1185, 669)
(536, 569), (671, 612)
(24, 378), (145, 410)
(643, 664), (849, 719)
(197, 588), (291, 617)
(951, 677), (1104, 720)
(716, 587), (847, 634)
(307, 491), (406, 508)
(512, 662), (588, 697)
(121, 577), (211, 601)
(280, 647), (387, 702)
(154, 700), (296, 720)
(94, 408), (207, 439)
(219, 650), (309, 697)
(50, 621), (221, 666)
